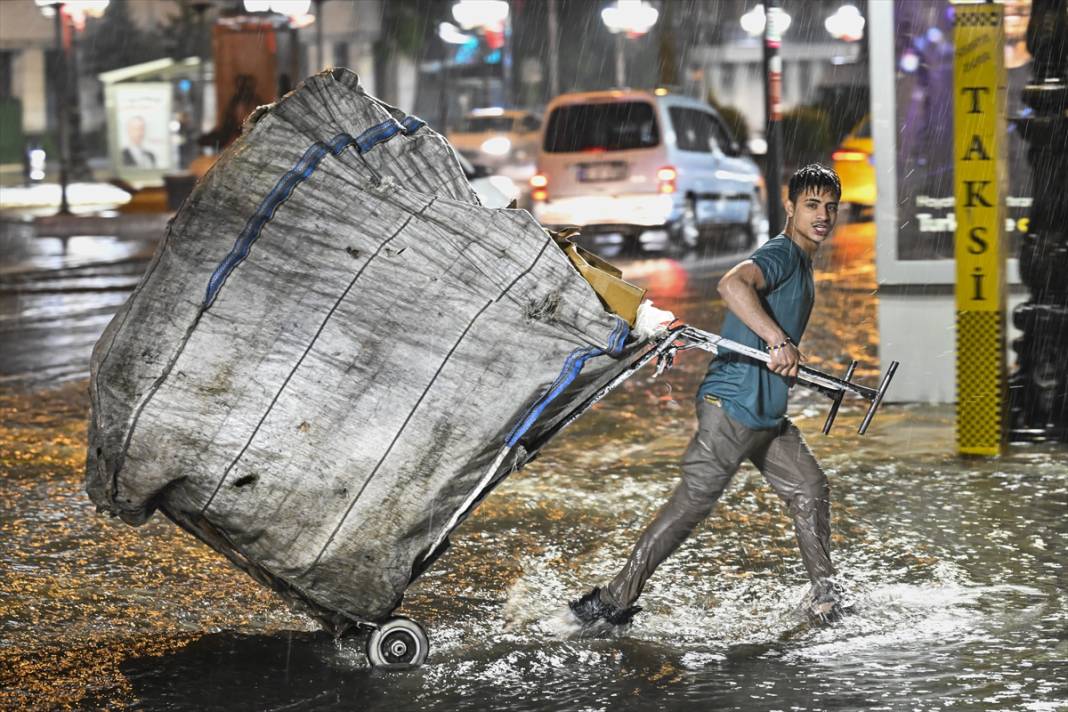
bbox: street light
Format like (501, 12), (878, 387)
(754, 0), (789, 235)
(600, 0), (659, 87)
(35, 0), (110, 215)
(825, 4), (865, 42)
(242, 0), (312, 21)
(243, 0), (314, 93)
(452, 1), (509, 30)
(439, 22), (473, 45)
(740, 4), (792, 37)
(451, 1), (512, 107)
(264, 0), (311, 16)
(35, 0), (108, 21)
(34, 0), (68, 214)
(601, 0), (658, 34)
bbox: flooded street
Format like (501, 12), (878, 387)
(0, 220), (159, 387)
(1, 220), (1065, 710)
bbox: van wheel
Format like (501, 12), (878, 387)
(673, 198), (700, 253)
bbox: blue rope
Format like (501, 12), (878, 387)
(401, 115), (426, 134)
(355, 119), (402, 153)
(203, 116), (425, 308)
(504, 317), (629, 447)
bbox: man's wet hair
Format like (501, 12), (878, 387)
(788, 164), (841, 203)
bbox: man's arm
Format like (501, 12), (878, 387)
(716, 260), (801, 378)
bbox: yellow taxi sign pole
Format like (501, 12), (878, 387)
(954, 2), (1007, 456)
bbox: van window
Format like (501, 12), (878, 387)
(543, 102), (659, 153)
(708, 114), (735, 153)
(669, 108), (715, 153)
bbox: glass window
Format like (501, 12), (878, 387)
(669, 108), (713, 152)
(520, 115), (541, 132)
(543, 102), (659, 153)
(708, 113), (735, 153)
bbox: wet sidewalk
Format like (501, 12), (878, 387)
(1, 221), (1065, 710)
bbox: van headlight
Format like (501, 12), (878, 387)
(481, 137), (512, 156)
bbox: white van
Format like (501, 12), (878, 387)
(531, 90), (767, 253)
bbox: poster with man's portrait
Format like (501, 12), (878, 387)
(110, 83), (173, 179)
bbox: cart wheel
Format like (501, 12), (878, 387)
(367, 617), (429, 669)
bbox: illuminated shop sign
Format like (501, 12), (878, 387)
(894, 0), (1032, 261)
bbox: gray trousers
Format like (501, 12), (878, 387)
(602, 397), (834, 609)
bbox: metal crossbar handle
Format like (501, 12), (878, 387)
(822, 360), (857, 435)
(676, 326), (899, 435)
(518, 325), (898, 458)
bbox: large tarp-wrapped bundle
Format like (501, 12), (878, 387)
(87, 69), (647, 631)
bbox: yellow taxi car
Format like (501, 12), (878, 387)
(831, 115), (875, 209)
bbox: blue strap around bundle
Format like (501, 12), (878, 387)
(504, 318), (631, 447)
(204, 115), (427, 308)
(355, 115), (425, 153)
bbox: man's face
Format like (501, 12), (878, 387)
(785, 188), (839, 247)
(127, 117), (146, 146)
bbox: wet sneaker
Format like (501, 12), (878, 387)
(568, 586), (642, 634)
(803, 579), (853, 624)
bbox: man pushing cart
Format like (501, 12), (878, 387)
(568, 164), (898, 634)
(88, 69), (896, 668)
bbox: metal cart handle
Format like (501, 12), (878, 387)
(675, 326), (899, 435)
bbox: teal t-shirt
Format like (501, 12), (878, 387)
(697, 235), (814, 429)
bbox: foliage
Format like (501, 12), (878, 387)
(779, 106), (833, 167)
(811, 84), (869, 145)
(717, 103), (750, 148)
(706, 91), (750, 148)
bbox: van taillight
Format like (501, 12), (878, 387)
(530, 173), (548, 201)
(657, 166), (677, 194)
